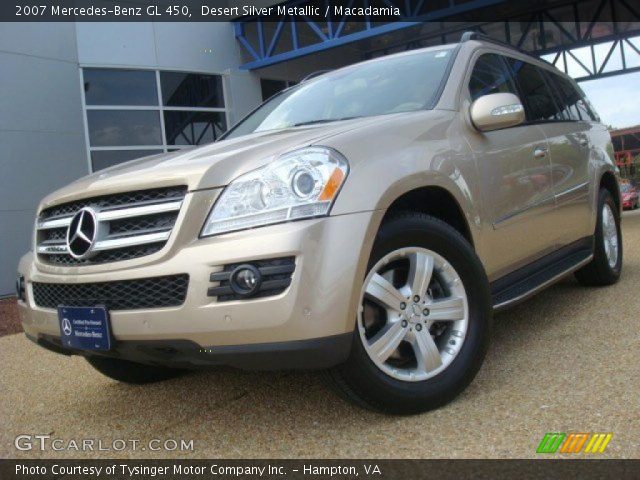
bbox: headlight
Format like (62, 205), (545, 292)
(201, 146), (349, 236)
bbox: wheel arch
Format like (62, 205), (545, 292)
(381, 185), (476, 248)
(599, 170), (621, 213)
(346, 183), (480, 336)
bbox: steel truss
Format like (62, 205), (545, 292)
(235, 0), (640, 81)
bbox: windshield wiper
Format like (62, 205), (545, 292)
(289, 116), (361, 127)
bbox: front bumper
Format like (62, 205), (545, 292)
(18, 210), (382, 369)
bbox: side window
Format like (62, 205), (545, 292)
(576, 85), (600, 122)
(468, 54), (517, 101)
(506, 58), (563, 122)
(549, 73), (583, 121)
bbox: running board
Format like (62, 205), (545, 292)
(491, 237), (594, 311)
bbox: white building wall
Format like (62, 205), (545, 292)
(0, 23), (88, 296)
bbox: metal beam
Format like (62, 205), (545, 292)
(545, 37), (640, 81)
(234, 0), (507, 70)
(235, 0), (640, 82)
(365, 0), (640, 81)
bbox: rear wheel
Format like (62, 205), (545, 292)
(575, 188), (622, 286)
(86, 356), (184, 384)
(326, 213), (492, 414)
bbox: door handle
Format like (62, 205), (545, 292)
(533, 146), (548, 159)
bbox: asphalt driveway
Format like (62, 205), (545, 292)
(1, 212), (639, 459)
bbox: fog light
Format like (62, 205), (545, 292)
(16, 275), (25, 301)
(229, 265), (262, 297)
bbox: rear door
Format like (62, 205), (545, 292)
(505, 57), (592, 245)
(545, 72), (597, 242)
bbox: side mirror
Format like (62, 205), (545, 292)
(470, 92), (525, 132)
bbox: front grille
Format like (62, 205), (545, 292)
(44, 244), (165, 266)
(36, 186), (187, 266)
(40, 187), (187, 220)
(108, 213), (177, 235)
(32, 275), (189, 310)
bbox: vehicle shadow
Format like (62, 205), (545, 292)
(67, 277), (596, 425)
(57, 216), (638, 454)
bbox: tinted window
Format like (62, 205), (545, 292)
(91, 150), (162, 171)
(507, 59), (562, 122)
(548, 73), (583, 121)
(575, 85), (600, 122)
(84, 69), (158, 106)
(469, 54), (517, 101)
(160, 72), (224, 108)
(87, 110), (162, 146)
(164, 111), (227, 145)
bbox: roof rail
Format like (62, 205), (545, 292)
(460, 30), (532, 56)
(301, 69), (331, 82)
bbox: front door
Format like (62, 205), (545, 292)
(464, 52), (557, 277)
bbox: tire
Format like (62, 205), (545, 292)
(85, 356), (185, 384)
(326, 212), (492, 414)
(575, 188), (622, 286)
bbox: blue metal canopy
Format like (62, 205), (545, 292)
(233, 0), (508, 70)
(234, 0), (640, 82)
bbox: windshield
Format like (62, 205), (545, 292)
(224, 46), (456, 140)
(621, 184), (632, 193)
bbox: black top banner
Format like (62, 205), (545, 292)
(2, 0), (555, 22)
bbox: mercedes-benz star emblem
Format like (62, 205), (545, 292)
(61, 318), (72, 336)
(66, 207), (98, 259)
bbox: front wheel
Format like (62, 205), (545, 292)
(575, 188), (622, 286)
(326, 213), (492, 414)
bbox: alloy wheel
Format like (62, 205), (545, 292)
(602, 204), (619, 268)
(358, 247), (469, 382)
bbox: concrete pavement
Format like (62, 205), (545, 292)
(1, 211), (639, 459)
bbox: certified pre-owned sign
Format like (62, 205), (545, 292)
(14, 434), (194, 452)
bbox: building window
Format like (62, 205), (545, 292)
(82, 68), (227, 172)
(260, 78), (296, 101)
(163, 111), (227, 146)
(160, 72), (225, 108)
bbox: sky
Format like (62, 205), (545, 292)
(579, 71), (640, 130)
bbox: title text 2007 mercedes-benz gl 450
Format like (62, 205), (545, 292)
(17, 33), (622, 414)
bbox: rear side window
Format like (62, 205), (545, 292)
(576, 85), (600, 122)
(548, 73), (583, 121)
(506, 58), (563, 122)
(469, 54), (517, 101)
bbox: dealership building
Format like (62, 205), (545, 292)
(0, 22), (274, 296)
(1, 0), (638, 296)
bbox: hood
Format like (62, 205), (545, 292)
(39, 116), (385, 209)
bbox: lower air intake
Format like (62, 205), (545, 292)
(32, 274), (189, 311)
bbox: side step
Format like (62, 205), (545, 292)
(491, 237), (594, 311)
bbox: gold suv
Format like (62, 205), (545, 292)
(17, 33), (622, 413)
